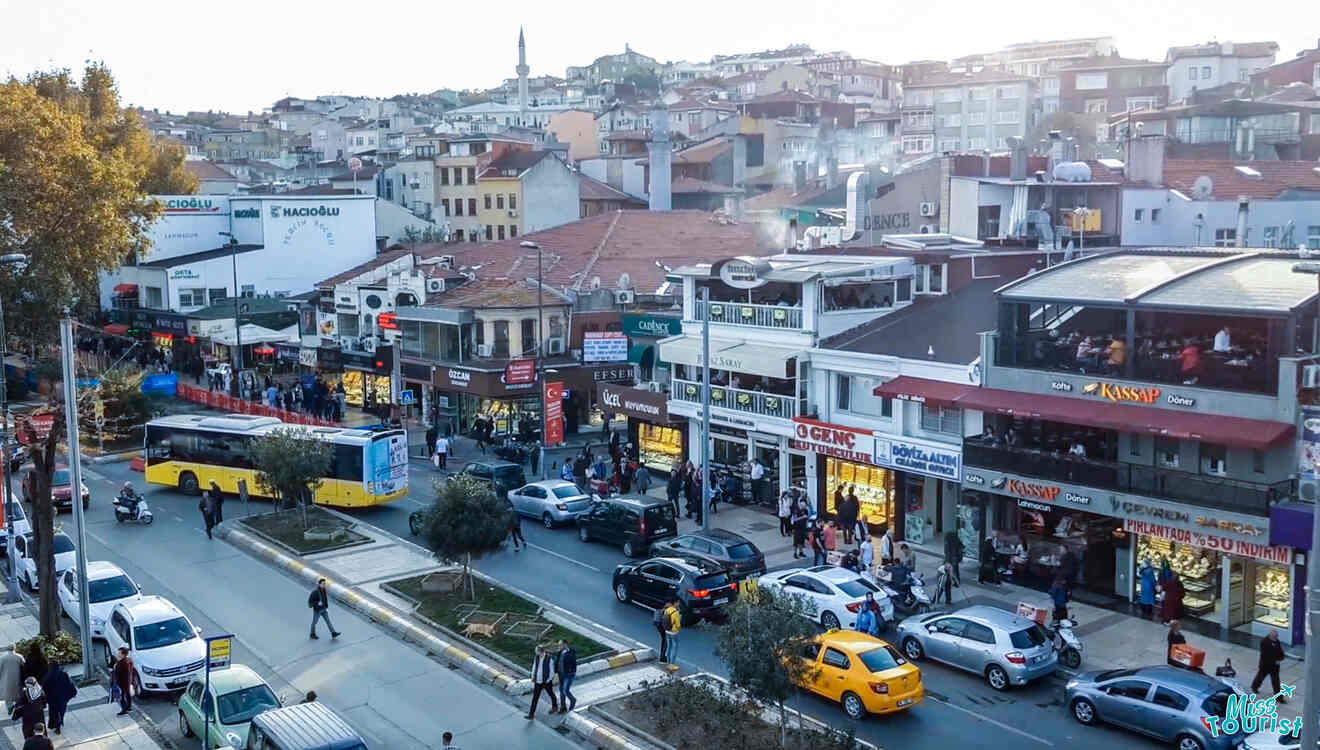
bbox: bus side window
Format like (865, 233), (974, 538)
(333, 444), (363, 481)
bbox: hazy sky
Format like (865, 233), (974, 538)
(4, 0), (1317, 114)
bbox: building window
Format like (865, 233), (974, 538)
(509, 225), (518, 237)
(454, 200), (464, 216)
(1201, 66), (1212, 80)
(939, 114), (961, 128)
(968, 136), (985, 149)
(996, 109), (1021, 123)
(179, 288), (204, 307)
(996, 85), (1019, 99)
(1096, 123), (1110, 142)
(466, 167), (476, 183)
(1084, 99), (1108, 114)
(1075, 72), (1108, 90)
(208, 288), (228, 305)
(453, 168), (462, 186)
(920, 405), (961, 435)
(439, 199), (449, 217)
(485, 225), (493, 240)
(1129, 433), (1142, 457)
(967, 112), (985, 125)
(1156, 437), (1180, 468)
(468, 198), (477, 215)
(484, 194), (492, 209)
(1134, 208), (1145, 223)
(1214, 228), (1237, 247)
(440, 168), (449, 186)
(1252, 448), (1266, 474)
(1125, 97), (1158, 111)
(938, 139), (960, 152)
(968, 87), (986, 100)
(497, 225), (505, 240)
(468, 230), (478, 242)
(145, 286), (163, 308)
(901, 135), (933, 153)
(1188, 66), (1197, 81)
(929, 263), (944, 293)
(1263, 226), (1280, 247)
(496, 194), (505, 209)
(1200, 443), (1227, 476)
(836, 374), (850, 411)
(1309, 225), (1320, 250)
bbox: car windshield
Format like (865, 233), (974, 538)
(726, 543), (757, 560)
(89, 575), (137, 604)
(858, 646), (907, 672)
(51, 535), (74, 554)
(693, 572), (730, 588)
(52, 469), (69, 485)
(217, 684), (280, 725)
(645, 505), (676, 526)
(552, 486), (583, 499)
(1009, 625), (1048, 648)
(836, 578), (881, 597)
(133, 616), (195, 650)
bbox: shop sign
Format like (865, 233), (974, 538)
(163, 196), (221, 213)
(713, 257), (771, 289)
(599, 383), (668, 421)
(591, 365), (634, 382)
(170, 268), (201, 280)
(584, 331), (628, 362)
(713, 412), (758, 430)
(317, 312), (337, 337)
(964, 473), (985, 485)
(152, 314), (188, 335)
(622, 314), (681, 338)
(232, 207), (260, 219)
(1082, 381), (1162, 404)
(790, 418), (877, 466)
(1050, 381), (1073, 392)
(1063, 492), (1092, 505)
(275, 344), (300, 363)
(504, 359), (536, 385)
(544, 381), (564, 446)
(446, 368), (472, 387)
(298, 348), (318, 368)
(876, 437), (961, 481)
(1194, 516), (1266, 538)
(1018, 499), (1053, 513)
(1000, 478), (1060, 501)
(1123, 519), (1291, 564)
(1298, 408), (1320, 479)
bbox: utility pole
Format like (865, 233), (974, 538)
(700, 286), (711, 532)
(59, 315), (93, 681)
(521, 241), (546, 480)
(1292, 261), (1320, 750)
(0, 253), (28, 605)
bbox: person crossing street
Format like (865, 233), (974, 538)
(1252, 628), (1287, 701)
(308, 578), (341, 639)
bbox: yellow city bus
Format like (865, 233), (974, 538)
(143, 414), (408, 507)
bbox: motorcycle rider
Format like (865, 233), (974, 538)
(887, 557), (913, 606)
(117, 482), (140, 514)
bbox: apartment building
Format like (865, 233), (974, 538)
(1166, 41), (1279, 103)
(902, 71), (1036, 156)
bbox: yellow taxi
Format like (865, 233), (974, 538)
(793, 630), (923, 720)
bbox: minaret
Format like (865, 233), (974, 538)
(516, 27), (530, 126)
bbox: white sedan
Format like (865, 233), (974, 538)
(58, 561), (143, 639)
(13, 532), (76, 591)
(757, 565), (895, 631)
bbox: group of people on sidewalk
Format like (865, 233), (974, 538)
(666, 461), (736, 524)
(526, 639), (578, 720)
(0, 644), (77, 744)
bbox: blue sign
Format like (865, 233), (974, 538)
(140, 373), (178, 396)
(400, 389), (416, 406)
(875, 437), (961, 481)
(367, 432), (409, 495)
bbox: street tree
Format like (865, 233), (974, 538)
(419, 476), (509, 600)
(17, 410), (65, 637)
(714, 590), (820, 748)
(249, 427), (331, 524)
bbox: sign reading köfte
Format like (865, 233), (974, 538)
(1124, 519), (1291, 563)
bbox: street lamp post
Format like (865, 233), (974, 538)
(700, 286), (712, 533)
(0, 253), (29, 605)
(219, 233), (242, 395)
(521, 241), (547, 479)
(1291, 260), (1320, 750)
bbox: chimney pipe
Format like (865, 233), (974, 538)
(1236, 196), (1249, 248)
(731, 134), (747, 221)
(648, 109), (671, 211)
(1007, 136), (1026, 180)
(793, 161), (807, 193)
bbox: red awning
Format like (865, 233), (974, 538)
(873, 376), (977, 408)
(955, 385), (1293, 450)
(112, 283), (138, 295)
(102, 324), (129, 335)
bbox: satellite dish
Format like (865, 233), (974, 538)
(1191, 175), (1214, 200)
(589, 276), (601, 290)
(617, 273), (631, 290)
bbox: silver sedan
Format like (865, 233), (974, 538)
(508, 480), (593, 528)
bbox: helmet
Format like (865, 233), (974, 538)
(122, 481), (132, 490)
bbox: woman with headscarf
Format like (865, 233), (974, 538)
(1160, 570), (1185, 624)
(41, 663), (76, 735)
(12, 676), (45, 738)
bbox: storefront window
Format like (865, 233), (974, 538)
(639, 424), (682, 473)
(340, 370), (391, 408)
(1002, 502), (1121, 593)
(1253, 563), (1290, 630)
(825, 458), (893, 531)
(493, 321), (510, 358)
(462, 393), (541, 439)
(1137, 535), (1221, 619)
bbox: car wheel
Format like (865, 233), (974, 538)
(83, 497), (89, 511)
(143, 515), (153, 525)
(986, 665), (1010, 691)
(408, 514), (422, 536)
(841, 691), (867, 721)
(1071, 697), (1097, 725)
(102, 642), (113, 669)
(542, 513), (554, 529)
(902, 637), (924, 661)
(179, 710), (194, 738)
(1176, 734), (1206, 750)
(179, 472), (200, 495)
(132, 671), (143, 697)
(1060, 647), (1082, 669)
(623, 540), (637, 557)
(614, 582), (630, 603)
(115, 511), (125, 523)
(578, 526), (591, 543)
(820, 611), (841, 631)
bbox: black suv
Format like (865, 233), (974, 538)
(613, 557), (739, 625)
(652, 529), (766, 580)
(453, 460), (527, 501)
(577, 496), (677, 557)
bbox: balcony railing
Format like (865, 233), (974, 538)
(963, 440), (1291, 515)
(696, 300), (802, 330)
(671, 377), (801, 420)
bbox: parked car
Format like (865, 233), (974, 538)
(452, 459), (527, 501)
(757, 565), (894, 631)
(1066, 665), (1242, 750)
(613, 557), (738, 625)
(14, 532), (76, 591)
(103, 595), (206, 693)
(895, 605), (1057, 691)
(178, 663), (281, 749)
(23, 464), (90, 511)
(792, 630), (923, 720)
(0, 498), (31, 555)
(652, 529), (766, 580)
(577, 495), (677, 557)
(509, 480), (592, 528)
(241, 701), (367, 750)
(58, 561), (142, 639)
(1241, 728), (1312, 750)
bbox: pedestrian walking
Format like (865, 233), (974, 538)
(791, 501), (809, 559)
(978, 535), (999, 584)
(749, 458), (766, 506)
(1048, 577), (1069, 623)
(560, 461), (574, 483)
(555, 639), (577, 713)
(526, 644), (559, 719)
(777, 491), (793, 537)
(934, 561), (956, 604)
(529, 441), (541, 477)
(198, 491), (216, 540)
(823, 521), (837, 552)
(441, 731), (459, 749)
(877, 527), (895, 566)
(667, 468), (682, 515)
(1160, 571), (1185, 623)
(860, 535), (874, 573)
(21, 722), (52, 750)
(1251, 628), (1287, 700)
(433, 434), (449, 471)
(307, 578), (341, 640)
(810, 521), (828, 566)
(837, 487), (858, 545)
(1138, 561), (1157, 620)
(12, 677), (44, 738)
(1166, 619), (1188, 668)
(40, 663), (75, 735)
(0, 645), (25, 716)
(111, 648), (133, 714)
(943, 530), (964, 570)
(653, 601), (670, 663)
(209, 481), (224, 523)
(507, 512), (526, 551)
(662, 599), (681, 671)
(854, 513), (869, 547)
(634, 464), (651, 495)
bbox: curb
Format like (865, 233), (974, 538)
(90, 449), (141, 464)
(563, 710), (652, 750)
(217, 523), (516, 692)
(507, 647), (657, 695)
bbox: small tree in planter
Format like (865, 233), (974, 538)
(714, 591), (820, 748)
(250, 426), (331, 526)
(419, 476), (508, 601)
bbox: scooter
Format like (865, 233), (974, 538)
(113, 493), (154, 525)
(878, 566), (933, 615)
(1048, 616), (1084, 669)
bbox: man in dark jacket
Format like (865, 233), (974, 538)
(21, 723), (52, 750)
(836, 491), (858, 545)
(40, 664), (75, 735)
(1251, 628), (1287, 701)
(111, 648), (133, 715)
(525, 644), (558, 719)
(308, 578), (340, 639)
(555, 639), (577, 713)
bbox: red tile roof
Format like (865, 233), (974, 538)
(605, 129), (651, 141)
(638, 137), (731, 167)
(1159, 159), (1320, 199)
(743, 184), (831, 210)
(578, 173), (646, 204)
(669, 98), (735, 112)
(184, 160), (237, 181)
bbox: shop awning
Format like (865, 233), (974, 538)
(658, 335), (800, 379)
(627, 344), (654, 366)
(955, 386), (1293, 450)
(102, 324), (129, 335)
(873, 376), (977, 408)
(211, 323), (299, 348)
(112, 284), (138, 295)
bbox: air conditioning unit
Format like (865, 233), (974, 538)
(1301, 477), (1320, 502)
(1304, 365), (1320, 389)
(614, 290), (635, 305)
(920, 224), (937, 234)
(547, 337), (565, 355)
(409, 182), (421, 189)
(920, 201), (936, 217)
(476, 343), (493, 357)
(646, 381), (663, 393)
(338, 336), (355, 350)
(426, 278), (443, 293)
(508, 209), (518, 218)
(439, 254), (456, 268)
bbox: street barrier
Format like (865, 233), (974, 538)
(175, 384), (343, 428)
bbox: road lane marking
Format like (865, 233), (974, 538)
(925, 694), (1053, 746)
(523, 542), (599, 571)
